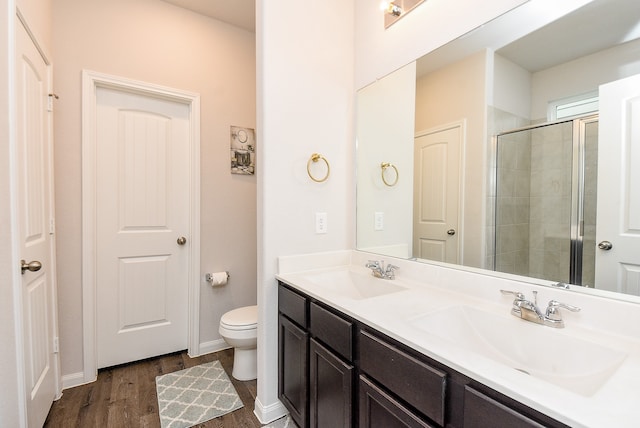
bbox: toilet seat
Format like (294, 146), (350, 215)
(220, 305), (257, 331)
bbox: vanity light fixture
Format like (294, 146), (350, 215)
(380, 1), (402, 16)
(381, 0), (426, 28)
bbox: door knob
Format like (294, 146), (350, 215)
(447, 229), (456, 236)
(598, 241), (613, 250)
(21, 260), (42, 274)
(177, 236), (187, 245)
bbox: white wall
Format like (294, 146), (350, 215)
(52, 0), (256, 379)
(255, 0), (355, 422)
(493, 53), (531, 120)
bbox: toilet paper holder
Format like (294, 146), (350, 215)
(205, 271), (230, 284)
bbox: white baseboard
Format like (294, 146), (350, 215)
(191, 338), (231, 357)
(61, 372), (90, 390)
(254, 396), (288, 424)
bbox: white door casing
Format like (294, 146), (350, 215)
(16, 15), (60, 427)
(82, 71), (201, 378)
(596, 74), (640, 295)
(413, 124), (462, 263)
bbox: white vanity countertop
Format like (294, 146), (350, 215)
(276, 250), (640, 428)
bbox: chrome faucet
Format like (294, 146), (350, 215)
(500, 290), (580, 328)
(365, 260), (399, 280)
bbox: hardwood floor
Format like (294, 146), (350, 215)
(44, 349), (263, 428)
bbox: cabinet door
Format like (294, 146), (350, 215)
(360, 376), (436, 428)
(309, 338), (354, 428)
(279, 314), (309, 428)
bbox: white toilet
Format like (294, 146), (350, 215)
(219, 305), (258, 381)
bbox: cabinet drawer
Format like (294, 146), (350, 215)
(463, 385), (569, 428)
(463, 386), (546, 428)
(310, 302), (353, 361)
(279, 284), (308, 327)
(359, 330), (447, 426)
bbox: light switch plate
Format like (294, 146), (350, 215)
(374, 211), (384, 231)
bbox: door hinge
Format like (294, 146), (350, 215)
(53, 337), (59, 353)
(49, 217), (55, 235)
(47, 93), (58, 112)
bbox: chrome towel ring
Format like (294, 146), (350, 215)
(381, 162), (399, 187)
(307, 153), (330, 183)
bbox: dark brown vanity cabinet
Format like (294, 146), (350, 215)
(278, 285), (309, 428)
(278, 282), (568, 428)
(278, 283), (355, 428)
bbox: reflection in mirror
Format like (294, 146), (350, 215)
(356, 0), (640, 300)
(381, 0), (426, 29)
(494, 117), (599, 288)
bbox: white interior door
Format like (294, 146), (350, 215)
(596, 74), (640, 295)
(95, 87), (190, 368)
(16, 18), (58, 428)
(413, 125), (461, 263)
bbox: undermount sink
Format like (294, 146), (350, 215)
(410, 306), (626, 396)
(298, 268), (408, 300)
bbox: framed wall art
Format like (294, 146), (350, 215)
(230, 126), (255, 175)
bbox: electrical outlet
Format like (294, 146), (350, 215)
(374, 212), (384, 231)
(315, 212), (328, 234)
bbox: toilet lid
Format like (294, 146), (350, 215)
(221, 305), (257, 330)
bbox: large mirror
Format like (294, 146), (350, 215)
(356, 0), (640, 301)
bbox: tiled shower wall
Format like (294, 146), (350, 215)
(494, 128), (532, 275)
(487, 107), (530, 272)
(527, 122), (573, 283)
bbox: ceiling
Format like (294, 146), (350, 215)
(497, 0), (640, 72)
(160, 0), (255, 32)
(417, 0), (640, 76)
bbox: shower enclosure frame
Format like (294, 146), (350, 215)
(493, 114), (599, 286)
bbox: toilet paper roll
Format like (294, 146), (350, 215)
(207, 271), (229, 286)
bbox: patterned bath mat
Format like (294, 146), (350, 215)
(156, 360), (243, 428)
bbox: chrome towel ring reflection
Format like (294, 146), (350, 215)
(381, 162), (399, 187)
(307, 153), (330, 183)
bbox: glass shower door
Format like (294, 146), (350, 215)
(494, 116), (597, 286)
(576, 119), (599, 287)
